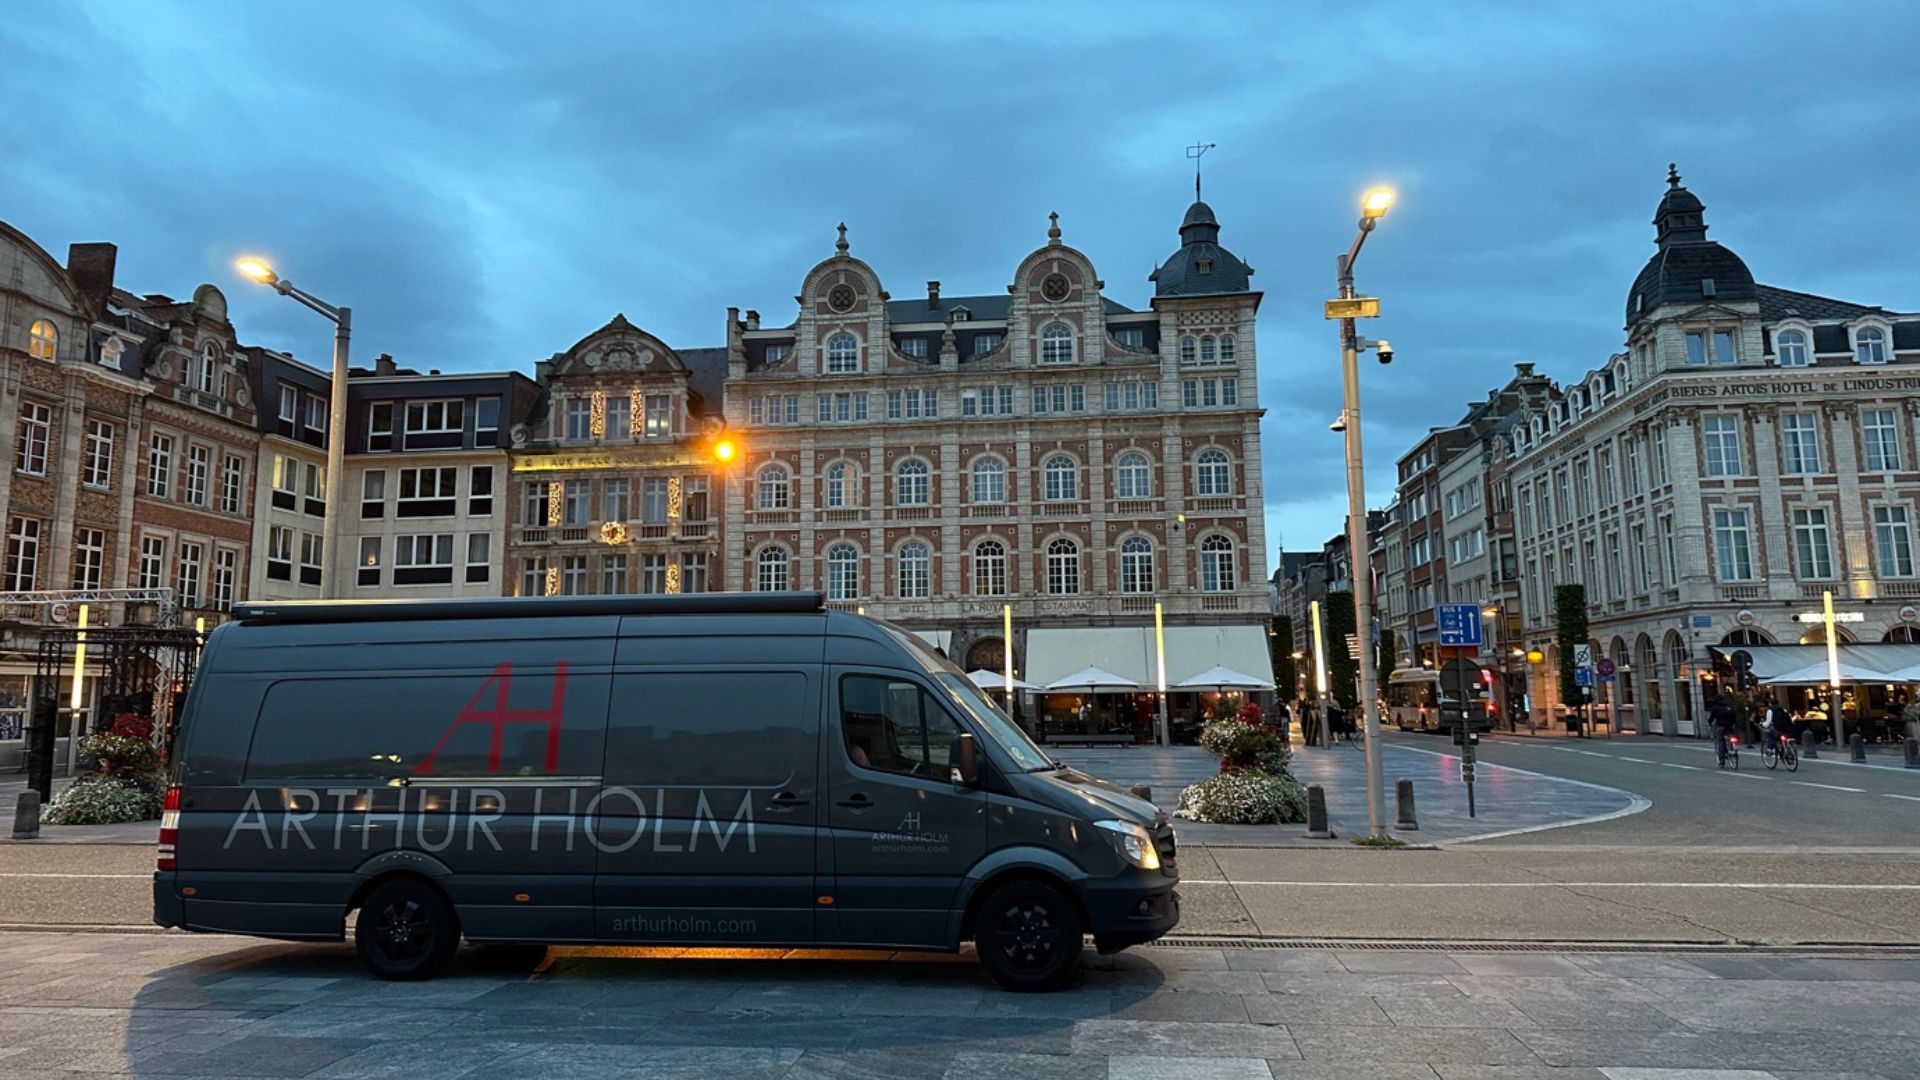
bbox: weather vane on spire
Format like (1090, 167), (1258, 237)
(1187, 141), (1216, 201)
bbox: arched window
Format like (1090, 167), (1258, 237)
(1218, 334), (1236, 362)
(970, 457), (1006, 504)
(756, 464), (790, 510)
(1194, 449), (1232, 496)
(1043, 455), (1078, 501)
(1886, 625), (1920, 644)
(1045, 537), (1081, 595)
(1200, 535), (1236, 592)
(1114, 451), (1152, 500)
(99, 338), (123, 367)
(826, 543), (860, 601)
(895, 459), (930, 506)
(973, 540), (1006, 595)
(197, 343), (219, 393)
(1776, 329), (1809, 367)
(824, 461), (854, 508)
(27, 320), (56, 362)
(755, 547), (790, 592)
(1040, 323), (1074, 364)
(1120, 536), (1154, 594)
(896, 542), (930, 599)
(1200, 336), (1216, 364)
(1179, 336), (1197, 364)
(826, 332), (860, 373)
(1856, 326), (1888, 365)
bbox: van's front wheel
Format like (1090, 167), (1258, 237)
(355, 879), (458, 981)
(975, 880), (1084, 992)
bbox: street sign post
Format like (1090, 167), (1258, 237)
(1436, 604), (1485, 648)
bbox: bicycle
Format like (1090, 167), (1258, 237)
(1717, 732), (1740, 770)
(1760, 731), (1799, 772)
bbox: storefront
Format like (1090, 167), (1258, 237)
(1022, 624), (1274, 744)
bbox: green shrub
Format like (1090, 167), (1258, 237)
(1173, 771), (1309, 824)
(43, 775), (163, 825)
(1197, 719), (1291, 777)
(80, 733), (161, 777)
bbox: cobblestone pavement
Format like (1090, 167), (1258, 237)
(2, 930), (1917, 1078)
(1051, 744), (1644, 845)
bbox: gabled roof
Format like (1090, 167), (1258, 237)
(1754, 284), (1893, 323)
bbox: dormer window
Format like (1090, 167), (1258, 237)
(197, 343), (220, 394)
(1700, 278), (1716, 298)
(99, 338), (123, 368)
(825, 333), (860, 374)
(1039, 323), (1074, 364)
(1856, 326), (1889, 365)
(1685, 329), (1738, 365)
(950, 307), (971, 323)
(900, 337), (928, 359)
(1196, 258), (1213, 276)
(27, 320), (56, 361)
(764, 344), (792, 365)
(1775, 329), (1809, 367)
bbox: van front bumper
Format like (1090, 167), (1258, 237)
(153, 872), (183, 930)
(1083, 872), (1179, 952)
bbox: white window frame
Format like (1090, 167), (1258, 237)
(972, 540), (1006, 596)
(1120, 535), (1154, 594)
(1862, 408), (1902, 473)
(896, 542), (931, 599)
(1774, 327), (1810, 367)
(756, 464), (790, 510)
(1045, 537), (1081, 595)
(82, 420), (114, 489)
(826, 543), (861, 601)
(1791, 506), (1835, 580)
(756, 546), (790, 592)
(1854, 325), (1889, 365)
(895, 459), (930, 506)
(71, 527), (105, 592)
(1194, 449), (1232, 496)
(1200, 534), (1236, 592)
(1042, 455), (1078, 502)
(1114, 452), (1152, 500)
(1712, 508), (1754, 581)
(1873, 505), (1915, 578)
(1702, 414), (1742, 477)
(1039, 323), (1074, 365)
(15, 401), (50, 476)
(147, 433), (174, 498)
(1781, 412), (1822, 474)
(825, 333), (860, 374)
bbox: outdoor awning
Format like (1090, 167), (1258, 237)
(1043, 666), (1141, 693)
(966, 669), (1038, 692)
(1025, 624), (1274, 692)
(911, 630), (953, 655)
(1715, 643), (1920, 682)
(1762, 660), (1887, 686)
(1174, 664), (1275, 691)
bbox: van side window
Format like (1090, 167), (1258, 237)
(604, 672), (813, 788)
(840, 675), (963, 780)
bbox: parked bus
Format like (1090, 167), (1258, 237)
(1384, 666), (1497, 733)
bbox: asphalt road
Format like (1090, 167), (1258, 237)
(2, 732), (1915, 947)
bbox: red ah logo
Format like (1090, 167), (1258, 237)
(414, 662), (569, 775)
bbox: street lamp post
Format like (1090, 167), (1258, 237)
(236, 258), (350, 601)
(1331, 188), (1394, 838)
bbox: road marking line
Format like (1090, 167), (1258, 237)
(1178, 881), (1920, 890)
(0, 873), (149, 879)
(1577, 751), (1612, 757)
(1386, 744), (1651, 843)
(1792, 781), (1866, 793)
(1882, 793), (1920, 803)
(1619, 757), (1655, 764)
(1662, 763), (1703, 771)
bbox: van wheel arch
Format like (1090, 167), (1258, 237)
(959, 867), (1089, 944)
(345, 870), (461, 940)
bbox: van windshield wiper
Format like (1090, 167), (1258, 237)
(1028, 759), (1065, 772)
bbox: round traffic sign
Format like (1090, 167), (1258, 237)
(1596, 658), (1616, 677)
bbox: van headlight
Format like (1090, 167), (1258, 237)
(1093, 819), (1161, 870)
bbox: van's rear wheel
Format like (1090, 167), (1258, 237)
(975, 880), (1083, 992)
(355, 879), (458, 981)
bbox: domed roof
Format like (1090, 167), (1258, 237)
(1624, 165), (1754, 327)
(1153, 200), (1252, 297)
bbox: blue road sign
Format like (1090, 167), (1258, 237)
(1436, 603), (1485, 647)
(1574, 667), (1595, 688)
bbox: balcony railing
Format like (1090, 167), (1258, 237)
(636, 523), (669, 539)
(1040, 501), (1086, 517)
(1719, 584), (1763, 601)
(677, 521), (712, 540)
(1119, 596), (1155, 613)
(1188, 496), (1241, 513)
(1200, 594), (1242, 611)
(822, 508), (864, 523)
(1882, 580), (1920, 598)
(892, 506), (933, 521)
(966, 504), (1009, 519)
(518, 527), (548, 543)
(559, 527), (590, 542)
(1112, 499), (1159, 516)
(747, 510), (798, 525)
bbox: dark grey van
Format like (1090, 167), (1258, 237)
(154, 593), (1178, 990)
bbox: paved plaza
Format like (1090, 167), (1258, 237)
(1, 930), (1917, 1078)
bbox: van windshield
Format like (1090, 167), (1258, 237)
(935, 673), (1054, 773)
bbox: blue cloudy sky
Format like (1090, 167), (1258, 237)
(6, 2), (1919, 562)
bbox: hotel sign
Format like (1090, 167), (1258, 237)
(1637, 372), (1920, 413)
(512, 448), (704, 473)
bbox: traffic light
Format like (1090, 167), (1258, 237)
(1731, 649), (1753, 692)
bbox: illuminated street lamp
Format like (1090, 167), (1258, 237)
(1325, 186), (1395, 837)
(235, 257), (350, 600)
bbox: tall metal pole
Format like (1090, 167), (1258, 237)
(322, 308), (351, 600)
(1823, 589), (1846, 748)
(1310, 599), (1330, 746)
(1338, 252), (1387, 838)
(1154, 601), (1170, 746)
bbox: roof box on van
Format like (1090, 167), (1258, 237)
(228, 592), (828, 626)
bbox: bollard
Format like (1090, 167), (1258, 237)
(1905, 738), (1920, 770)
(1394, 778), (1418, 831)
(11, 790), (40, 840)
(1304, 784), (1333, 839)
(1802, 731), (1819, 760)
(1851, 733), (1867, 763)
(1129, 784), (1153, 803)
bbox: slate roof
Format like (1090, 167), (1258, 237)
(1625, 171), (1756, 326)
(1151, 200), (1254, 297)
(678, 347), (729, 412)
(882, 293), (1135, 325)
(1754, 284), (1890, 322)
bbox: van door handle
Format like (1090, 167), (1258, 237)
(835, 793), (873, 810)
(767, 791), (809, 810)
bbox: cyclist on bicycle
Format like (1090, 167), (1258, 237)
(1761, 702), (1795, 753)
(1708, 696), (1740, 764)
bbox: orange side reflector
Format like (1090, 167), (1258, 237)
(514, 893), (531, 903)
(181, 887), (197, 896)
(816, 895), (834, 905)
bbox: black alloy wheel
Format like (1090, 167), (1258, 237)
(975, 880), (1084, 992)
(355, 878), (459, 981)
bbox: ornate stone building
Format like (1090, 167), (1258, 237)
(505, 316), (726, 598)
(1505, 169), (1920, 732)
(719, 203), (1271, 681)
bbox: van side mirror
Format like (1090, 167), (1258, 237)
(949, 732), (981, 787)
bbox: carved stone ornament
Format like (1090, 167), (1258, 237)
(828, 284), (856, 312)
(510, 423), (530, 448)
(235, 386), (252, 409)
(153, 360), (172, 380)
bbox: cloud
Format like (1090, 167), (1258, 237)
(4, 1), (1918, 568)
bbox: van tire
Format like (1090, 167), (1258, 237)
(974, 879), (1083, 992)
(354, 879), (459, 981)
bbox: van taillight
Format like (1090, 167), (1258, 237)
(157, 786), (180, 872)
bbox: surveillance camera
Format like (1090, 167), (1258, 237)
(1329, 415), (1347, 433)
(1376, 339), (1394, 365)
